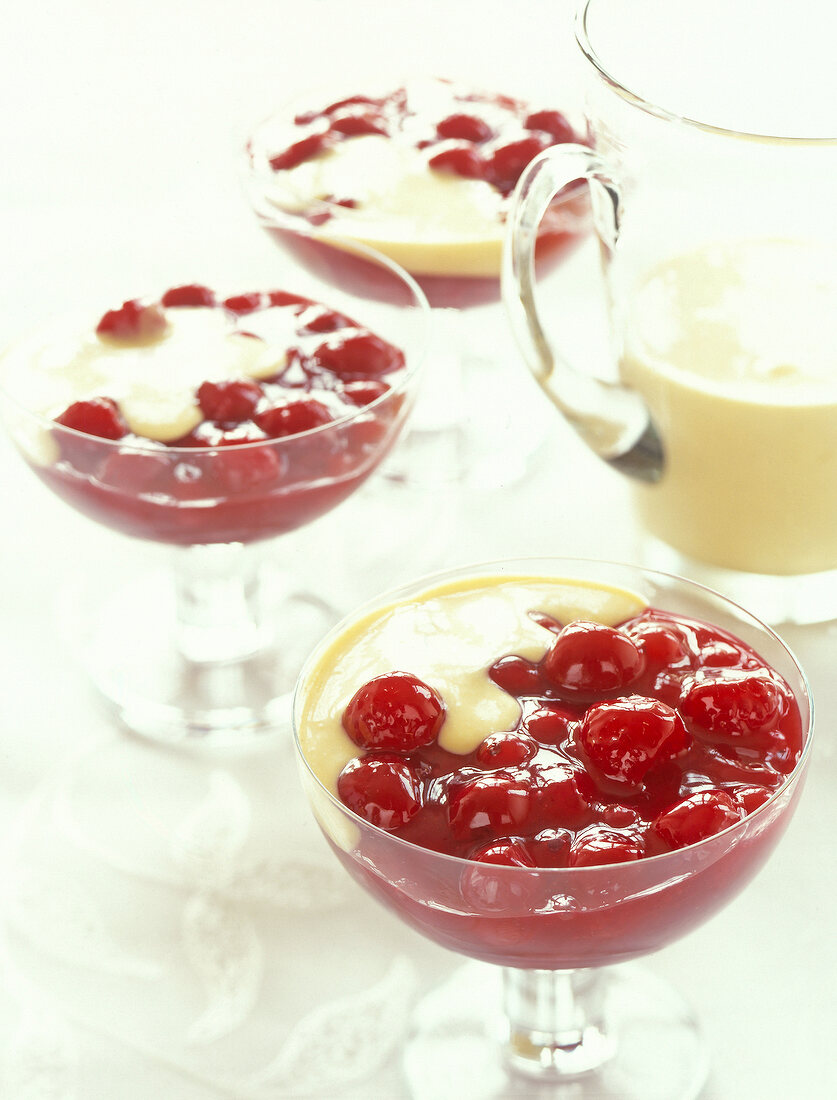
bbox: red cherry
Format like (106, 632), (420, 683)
(541, 620), (644, 698)
(255, 399), (334, 438)
(626, 620), (695, 672)
(528, 828), (572, 867)
(698, 640), (747, 667)
(476, 732), (537, 768)
(428, 145), (485, 179)
(96, 299), (167, 343)
(197, 379), (263, 424)
(314, 331), (405, 378)
(523, 704), (578, 745)
(733, 784), (773, 814)
(55, 397), (127, 441)
(680, 669), (788, 745)
(489, 655), (544, 697)
(532, 763), (590, 829)
(296, 306), (354, 334)
(524, 109), (576, 144)
(580, 695), (690, 786)
(160, 284), (215, 308)
(337, 753), (422, 831)
(342, 671), (446, 752)
(569, 826), (645, 867)
(597, 803), (641, 828)
(98, 448), (170, 491)
(447, 770), (531, 838)
(269, 131), (331, 171)
(486, 135), (548, 189)
(342, 379), (390, 406)
(461, 839), (537, 913)
(652, 790), (743, 849)
(266, 290), (312, 308)
(223, 292), (264, 314)
(209, 442), (283, 494)
(435, 113), (493, 143)
(330, 111), (388, 137)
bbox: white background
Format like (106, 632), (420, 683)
(0, 2), (835, 1097)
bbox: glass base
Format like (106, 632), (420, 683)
(403, 961), (708, 1100)
(383, 310), (553, 492)
(61, 565), (336, 747)
(642, 536), (837, 625)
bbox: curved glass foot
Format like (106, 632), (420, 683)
(63, 551), (337, 747)
(403, 961), (708, 1100)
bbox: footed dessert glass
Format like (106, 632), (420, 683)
(242, 79), (590, 490)
(0, 248), (428, 746)
(292, 557), (812, 1099)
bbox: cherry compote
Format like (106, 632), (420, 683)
(335, 608), (803, 867)
(38, 285), (408, 544)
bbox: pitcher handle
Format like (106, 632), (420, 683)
(502, 145), (664, 483)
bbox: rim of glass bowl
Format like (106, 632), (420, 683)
(0, 256), (430, 460)
(292, 555), (814, 877)
(242, 76), (590, 214)
(576, 0), (837, 145)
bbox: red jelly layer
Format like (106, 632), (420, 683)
(326, 606), (806, 968)
(37, 287), (408, 545)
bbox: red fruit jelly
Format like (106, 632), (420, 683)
(12, 286), (408, 545)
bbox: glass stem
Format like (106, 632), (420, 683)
(173, 542), (270, 664)
(501, 967), (615, 1079)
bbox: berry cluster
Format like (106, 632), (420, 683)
(268, 83), (580, 198)
(336, 608), (802, 869)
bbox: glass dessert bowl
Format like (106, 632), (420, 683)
(293, 557), (812, 1099)
(243, 77), (590, 488)
(0, 251), (428, 745)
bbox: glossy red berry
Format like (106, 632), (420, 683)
(223, 292), (264, 315)
(266, 290), (312, 308)
(541, 620), (644, 698)
(436, 113), (493, 143)
(489, 655), (544, 697)
(330, 111), (388, 137)
(733, 784), (772, 815)
(476, 732), (537, 768)
(98, 449), (170, 491)
(55, 397), (127, 441)
(569, 826), (645, 867)
(447, 770), (531, 838)
(342, 671), (446, 752)
(486, 135), (547, 189)
(522, 704), (578, 744)
(580, 695), (690, 786)
(161, 284), (215, 308)
(461, 839), (538, 912)
(342, 379), (390, 406)
(269, 131), (331, 171)
(210, 442), (282, 494)
(197, 379), (263, 424)
(680, 669), (788, 744)
(626, 620), (694, 672)
(524, 109), (575, 144)
(296, 306), (353, 334)
(652, 790), (742, 849)
(255, 399), (333, 438)
(428, 145), (485, 179)
(528, 828), (572, 867)
(314, 331), (405, 377)
(532, 763), (590, 829)
(96, 299), (167, 343)
(337, 754), (422, 831)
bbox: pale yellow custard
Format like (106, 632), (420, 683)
(4, 305), (301, 444)
(297, 574), (646, 798)
(621, 239), (837, 575)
